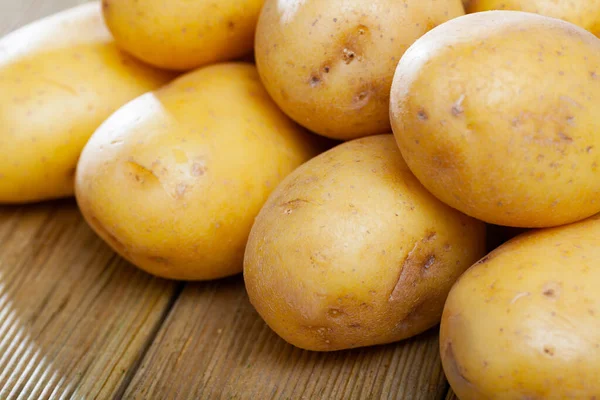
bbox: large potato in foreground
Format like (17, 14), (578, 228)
(255, 0), (464, 140)
(102, 0), (264, 70)
(467, 1), (600, 36)
(76, 63), (321, 281)
(0, 2), (173, 204)
(244, 135), (486, 351)
(391, 11), (600, 228)
(441, 214), (600, 399)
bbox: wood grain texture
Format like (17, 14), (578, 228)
(125, 278), (448, 400)
(0, 201), (179, 399)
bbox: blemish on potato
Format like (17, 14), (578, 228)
(126, 161), (159, 185)
(280, 198), (312, 214)
(327, 308), (345, 318)
(543, 346), (555, 356)
(309, 75), (321, 87)
(451, 95), (465, 117)
(191, 162), (206, 177)
(542, 282), (561, 299)
(423, 255), (435, 270)
(417, 109), (429, 121)
(557, 132), (573, 143)
(176, 183), (187, 197)
(149, 256), (170, 265)
(342, 48), (356, 64)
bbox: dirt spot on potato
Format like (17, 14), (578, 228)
(309, 74), (321, 87)
(543, 346), (555, 356)
(542, 282), (561, 300)
(342, 48), (357, 64)
(417, 109), (429, 121)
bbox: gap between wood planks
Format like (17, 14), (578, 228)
(112, 282), (185, 400)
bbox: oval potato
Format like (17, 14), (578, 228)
(255, 0), (465, 140)
(76, 63), (322, 281)
(0, 2), (173, 204)
(441, 214), (600, 399)
(467, 1), (600, 36)
(390, 11), (600, 228)
(102, 0), (265, 71)
(244, 135), (486, 351)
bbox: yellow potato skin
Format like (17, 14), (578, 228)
(0, 2), (173, 204)
(255, 0), (465, 140)
(75, 63), (321, 281)
(390, 11), (600, 228)
(244, 135), (486, 351)
(467, 0), (600, 35)
(102, 0), (264, 71)
(441, 214), (600, 400)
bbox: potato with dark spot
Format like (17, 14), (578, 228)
(244, 135), (485, 351)
(467, 1), (600, 36)
(441, 214), (600, 399)
(255, 0), (465, 140)
(76, 63), (322, 281)
(102, 0), (265, 70)
(391, 11), (600, 228)
(0, 2), (173, 204)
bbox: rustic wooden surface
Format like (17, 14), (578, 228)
(0, 1), (454, 399)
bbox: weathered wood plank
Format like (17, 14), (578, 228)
(125, 278), (448, 400)
(0, 201), (179, 399)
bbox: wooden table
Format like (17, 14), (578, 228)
(0, 1), (457, 398)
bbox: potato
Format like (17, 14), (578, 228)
(390, 11), (600, 228)
(467, 1), (600, 35)
(244, 135), (486, 351)
(440, 214), (600, 399)
(255, 0), (464, 140)
(75, 63), (322, 281)
(102, 0), (264, 71)
(0, 2), (173, 204)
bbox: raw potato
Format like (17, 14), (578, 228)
(390, 11), (600, 228)
(441, 214), (600, 400)
(0, 2), (173, 204)
(244, 135), (486, 351)
(255, 0), (465, 140)
(76, 63), (322, 281)
(467, 1), (600, 36)
(102, 0), (265, 70)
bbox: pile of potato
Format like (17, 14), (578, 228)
(2, 0), (600, 398)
